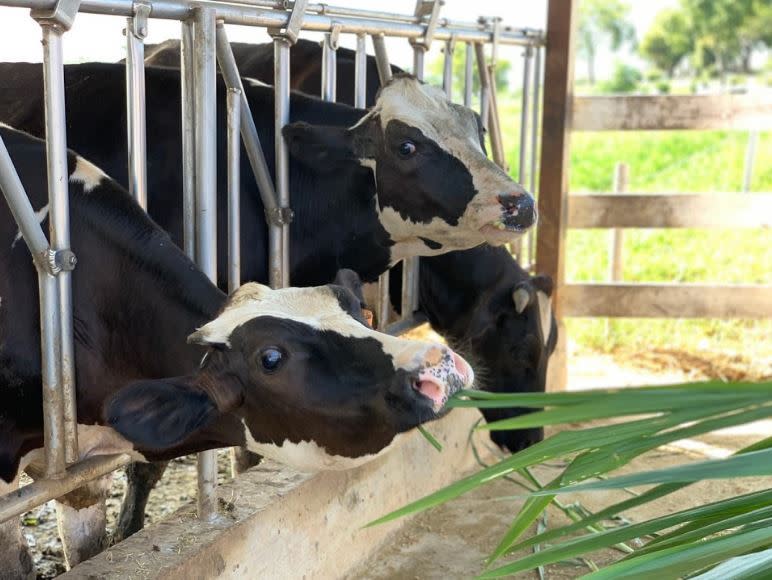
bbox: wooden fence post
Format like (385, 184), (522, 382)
(606, 162), (628, 338)
(536, 0), (578, 392)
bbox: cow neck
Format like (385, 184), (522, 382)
(72, 189), (226, 386)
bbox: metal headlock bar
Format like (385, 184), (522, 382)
(0, 0), (544, 534)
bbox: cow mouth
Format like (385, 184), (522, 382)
(412, 372), (469, 413)
(478, 222), (527, 241)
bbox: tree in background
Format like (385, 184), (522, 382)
(640, 9), (694, 78)
(641, 0), (771, 78)
(577, 0), (636, 85)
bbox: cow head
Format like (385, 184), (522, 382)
(105, 274), (473, 471)
(469, 274), (557, 453)
(283, 74), (536, 262)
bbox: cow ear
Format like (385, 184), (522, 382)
(105, 377), (220, 450)
(283, 122), (357, 171)
(333, 268), (364, 302)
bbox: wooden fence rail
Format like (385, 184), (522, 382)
(562, 283), (772, 319)
(572, 94), (772, 131)
(568, 193), (772, 229)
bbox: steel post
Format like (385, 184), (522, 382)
(442, 38), (453, 96)
(475, 43), (505, 168)
(215, 22), (279, 217)
(463, 42), (473, 107)
(227, 87), (241, 294)
(372, 33), (392, 84)
(273, 36), (291, 288)
(321, 31), (337, 100)
(180, 19), (196, 260)
(527, 46), (542, 269)
(191, 6), (219, 522)
(125, 15), (148, 209)
(354, 33), (367, 108)
(518, 46), (532, 188)
(40, 22), (76, 473)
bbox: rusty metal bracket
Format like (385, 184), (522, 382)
(410, 0), (443, 50)
(30, 0), (82, 30)
(268, 0), (309, 45)
(265, 206), (294, 226)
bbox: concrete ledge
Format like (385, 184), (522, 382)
(64, 409), (487, 579)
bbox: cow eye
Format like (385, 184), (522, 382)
(398, 141), (416, 157)
(259, 347), (284, 373)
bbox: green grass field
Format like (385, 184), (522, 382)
(496, 96), (771, 361)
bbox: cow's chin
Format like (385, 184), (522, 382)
(478, 224), (526, 245)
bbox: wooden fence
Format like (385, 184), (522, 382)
(535, 0), (772, 390)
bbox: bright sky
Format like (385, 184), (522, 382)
(0, 0), (676, 79)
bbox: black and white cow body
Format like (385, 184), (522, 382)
(0, 62), (535, 287)
(0, 125), (473, 574)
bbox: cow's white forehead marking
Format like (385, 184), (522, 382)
(70, 156), (106, 193)
(374, 78), (482, 152)
(242, 420), (405, 472)
(11, 203), (48, 249)
(192, 283), (432, 370)
(536, 290), (553, 346)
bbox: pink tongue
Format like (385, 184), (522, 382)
(416, 379), (445, 405)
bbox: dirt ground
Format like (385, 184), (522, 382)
(18, 335), (771, 578)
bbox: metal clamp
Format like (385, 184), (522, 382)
(31, 0), (82, 30)
(130, 0), (151, 39)
(268, 0), (309, 45)
(328, 21), (342, 49)
(410, 0), (443, 50)
(265, 206), (294, 226)
(43, 248), (77, 275)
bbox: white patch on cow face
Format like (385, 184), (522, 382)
(536, 290), (553, 346)
(190, 283), (447, 372)
(11, 204), (48, 249)
(358, 76), (534, 256)
(242, 420), (405, 472)
(70, 156), (106, 193)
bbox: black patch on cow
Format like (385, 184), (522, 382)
(419, 237), (443, 250)
(375, 120), (476, 226)
(106, 378), (219, 449)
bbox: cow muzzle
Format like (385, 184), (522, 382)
(496, 192), (537, 231)
(413, 345), (474, 412)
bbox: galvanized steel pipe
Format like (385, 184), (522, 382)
(125, 17), (148, 209)
(40, 22), (75, 475)
(180, 19), (196, 260)
(273, 36), (290, 288)
(321, 32), (337, 101)
(354, 33), (367, 109)
(227, 87), (241, 294)
(191, 5), (219, 522)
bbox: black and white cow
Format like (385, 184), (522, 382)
(140, 39), (558, 451)
(0, 125), (473, 576)
(0, 62), (535, 285)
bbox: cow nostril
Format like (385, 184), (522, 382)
(451, 351), (474, 385)
(498, 193), (536, 229)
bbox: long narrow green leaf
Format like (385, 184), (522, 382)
(580, 523), (772, 580)
(449, 382), (771, 409)
(690, 547), (772, 580)
(509, 436), (772, 555)
(559, 403), (772, 484)
(632, 507), (772, 557)
(479, 490), (772, 577)
(486, 493), (556, 565)
(532, 448), (772, 495)
(367, 414), (693, 527)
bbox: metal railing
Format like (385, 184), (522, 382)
(0, 0), (544, 541)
